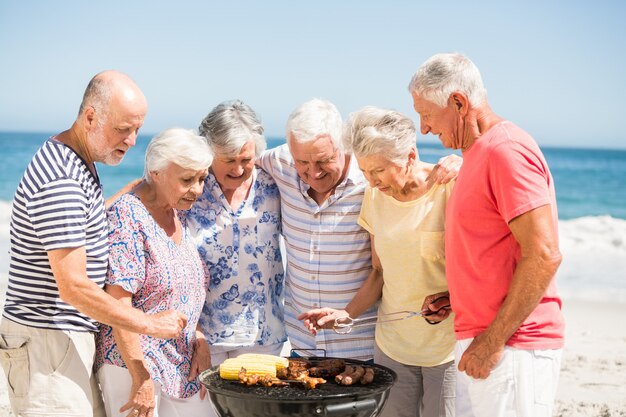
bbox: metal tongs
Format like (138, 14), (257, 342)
(332, 296), (450, 334)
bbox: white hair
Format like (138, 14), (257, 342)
(285, 98), (344, 151)
(198, 100), (266, 157)
(408, 52), (487, 108)
(344, 106), (418, 166)
(144, 128), (213, 182)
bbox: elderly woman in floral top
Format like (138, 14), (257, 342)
(186, 100), (286, 378)
(95, 128), (213, 417)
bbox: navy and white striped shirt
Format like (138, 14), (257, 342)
(3, 138), (108, 332)
(259, 144), (376, 360)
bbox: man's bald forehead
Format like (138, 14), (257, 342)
(79, 70), (145, 116)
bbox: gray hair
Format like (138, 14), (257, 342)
(198, 100), (266, 157)
(344, 106), (418, 166)
(78, 74), (112, 122)
(408, 52), (487, 108)
(144, 128), (213, 182)
(286, 98), (344, 151)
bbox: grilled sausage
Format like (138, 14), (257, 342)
(335, 365), (355, 384)
(341, 365), (366, 385)
(360, 366), (375, 384)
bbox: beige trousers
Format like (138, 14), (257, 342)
(0, 318), (105, 417)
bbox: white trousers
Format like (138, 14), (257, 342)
(97, 364), (211, 417)
(455, 338), (562, 417)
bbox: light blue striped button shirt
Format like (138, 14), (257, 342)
(259, 144), (376, 360)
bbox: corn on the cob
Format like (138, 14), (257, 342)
(236, 353), (289, 370)
(219, 359), (276, 380)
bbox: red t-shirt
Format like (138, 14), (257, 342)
(446, 121), (565, 349)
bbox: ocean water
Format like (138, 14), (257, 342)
(1, 131), (625, 301)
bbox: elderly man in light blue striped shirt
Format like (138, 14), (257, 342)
(259, 99), (459, 360)
(259, 99), (374, 360)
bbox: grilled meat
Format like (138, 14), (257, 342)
(309, 359), (346, 378)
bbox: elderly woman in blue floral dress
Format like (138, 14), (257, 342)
(95, 128), (213, 417)
(186, 101), (286, 377)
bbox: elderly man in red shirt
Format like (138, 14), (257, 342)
(411, 53), (564, 417)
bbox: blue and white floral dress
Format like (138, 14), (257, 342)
(186, 168), (287, 349)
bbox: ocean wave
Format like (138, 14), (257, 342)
(558, 215), (626, 302)
(0, 199), (625, 302)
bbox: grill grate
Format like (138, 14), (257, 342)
(200, 357), (396, 401)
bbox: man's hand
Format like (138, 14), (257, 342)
(297, 308), (349, 335)
(420, 291), (451, 324)
(105, 178), (142, 208)
(427, 154), (462, 185)
(457, 332), (504, 379)
(145, 310), (188, 339)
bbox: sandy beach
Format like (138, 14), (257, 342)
(554, 299), (626, 416)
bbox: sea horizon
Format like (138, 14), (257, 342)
(1, 128), (625, 152)
(2, 130), (625, 220)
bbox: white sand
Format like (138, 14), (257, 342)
(553, 299), (626, 416)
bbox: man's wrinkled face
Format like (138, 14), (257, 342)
(411, 92), (459, 150)
(289, 135), (346, 195)
(89, 94), (147, 165)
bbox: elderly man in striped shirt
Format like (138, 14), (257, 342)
(0, 71), (187, 417)
(258, 99), (459, 360)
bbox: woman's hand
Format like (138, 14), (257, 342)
(119, 371), (155, 417)
(188, 332), (211, 400)
(298, 308), (349, 335)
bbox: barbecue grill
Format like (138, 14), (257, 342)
(199, 357), (397, 417)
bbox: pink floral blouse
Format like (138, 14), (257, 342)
(95, 193), (208, 398)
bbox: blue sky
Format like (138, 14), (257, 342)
(1, 1), (625, 149)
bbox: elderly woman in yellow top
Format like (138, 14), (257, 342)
(299, 107), (456, 417)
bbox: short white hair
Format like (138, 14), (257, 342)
(198, 100), (266, 157)
(285, 98), (344, 151)
(408, 52), (487, 108)
(144, 128), (213, 182)
(344, 106), (418, 166)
